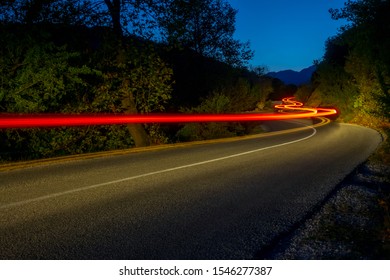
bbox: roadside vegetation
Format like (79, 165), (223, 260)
(0, 0), (279, 162)
(292, 0), (390, 259)
(296, 0), (389, 132)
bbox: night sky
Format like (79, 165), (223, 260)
(227, 0), (348, 72)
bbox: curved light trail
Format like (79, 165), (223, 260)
(0, 97), (337, 128)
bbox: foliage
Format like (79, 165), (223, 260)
(155, 0), (254, 67)
(0, 0), (263, 161)
(307, 0), (389, 127)
(95, 41), (173, 114)
(0, 0), (106, 25)
(0, 24), (173, 160)
(0, 42), (99, 113)
(176, 78), (263, 141)
(294, 84), (314, 104)
(175, 93), (237, 141)
(311, 59), (358, 121)
(268, 78), (297, 101)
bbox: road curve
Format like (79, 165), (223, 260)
(0, 120), (382, 259)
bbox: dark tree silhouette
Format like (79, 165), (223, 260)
(156, 0), (253, 67)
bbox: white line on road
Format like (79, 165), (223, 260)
(1, 125), (317, 210)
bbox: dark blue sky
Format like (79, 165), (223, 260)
(227, 0), (348, 72)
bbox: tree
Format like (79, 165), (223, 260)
(102, 0), (151, 146)
(0, 25), (137, 161)
(1, 1), (173, 149)
(0, 0), (101, 25)
(330, 0), (390, 121)
(310, 0), (390, 124)
(176, 78), (260, 141)
(156, 0), (253, 67)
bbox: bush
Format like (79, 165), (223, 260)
(176, 79), (262, 141)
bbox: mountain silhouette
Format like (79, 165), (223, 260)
(266, 65), (316, 85)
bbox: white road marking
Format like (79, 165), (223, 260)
(1, 125), (317, 209)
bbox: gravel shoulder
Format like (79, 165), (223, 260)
(256, 123), (390, 260)
(262, 159), (390, 260)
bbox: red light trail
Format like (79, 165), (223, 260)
(0, 97), (337, 129)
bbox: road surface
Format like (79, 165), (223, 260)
(0, 119), (382, 259)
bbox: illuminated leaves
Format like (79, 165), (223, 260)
(1, 43), (100, 113)
(0, 25), (172, 160)
(310, 0), (390, 125)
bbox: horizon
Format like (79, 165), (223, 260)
(266, 64), (316, 74)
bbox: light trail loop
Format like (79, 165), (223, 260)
(0, 97), (337, 128)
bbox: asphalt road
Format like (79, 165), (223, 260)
(0, 119), (382, 259)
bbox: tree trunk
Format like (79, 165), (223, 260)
(121, 79), (150, 147)
(105, 0), (150, 147)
